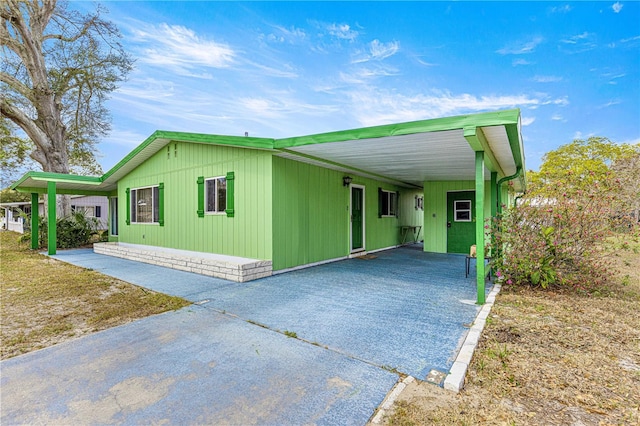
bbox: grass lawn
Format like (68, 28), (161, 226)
(0, 231), (190, 359)
(384, 239), (640, 425)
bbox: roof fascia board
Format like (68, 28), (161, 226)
(274, 109), (521, 149)
(463, 126), (505, 177)
(12, 186), (112, 196)
(504, 120), (527, 188)
(11, 172), (101, 190)
(101, 130), (275, 183)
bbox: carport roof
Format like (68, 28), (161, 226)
(11, 108), (525, 194)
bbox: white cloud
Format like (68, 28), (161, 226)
(325, 23), (359, 41)
(521, 116), (536, 126)
(132, 23), (235, 75)
(342, 88), (566, 127)
(550, 5), (572, 13)
(497, 36), (544, 54)
(598, 100), (621, 108)
(532, 75), (563, 83)
(560, 32), (592, 44)
(261, 25), (307, 44)
(370, 39), (399, 60)
(621, 35), (640, 43)
(414, 57), (437, 67)
(512, 58), (532, 66)
(612, 2), (623, 13)
(352, 39), (400, 63)
(245, 61), (299, 78)
(551, 114), (565, 121)
(559, 32), (597, 53)
(101, 129), (150, 148)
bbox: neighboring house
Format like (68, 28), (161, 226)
(10, 109), (526, 304)
(1, 195), (108, 233)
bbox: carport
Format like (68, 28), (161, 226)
(11, 109), (525, 305)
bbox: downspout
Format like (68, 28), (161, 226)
(496, 166), (522, 215)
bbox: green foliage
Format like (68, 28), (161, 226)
(494, 137), (640, 291)
(530, 137), (637, 188)
(0, 188), (31, 203)
(492, 172), (639, 291)
(0, 118), (35, 188)
(20, 210), (100, 249)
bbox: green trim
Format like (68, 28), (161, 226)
(125, 188), (130, 225)
(12, 186), (112, 196)
(158, 182), (165, 226)
(490, 172), (498, 219)
(475, 152), (486, 305)
(47, 181), (56, 255)
(275, 109), (521, 149)
(11, 171), (101, 190)
(31, 193), (39, 250)
(463, 126), (505, 177)
(225, 172), (235, 218)
(9, 109), (524, 198)
(497, 167), (522, 215)
(504, 122), (527, 188)
(197, 176), (205, 218)
(102, 131), (273, 182)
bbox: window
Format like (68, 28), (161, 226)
(130, 186), (160, 223)
(454, 200), (472, 222)
(205, 177), (227, 214)
(379, 189), (398, 217)
(71, 205), (96, 217)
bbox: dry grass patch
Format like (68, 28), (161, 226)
(1, 231), (190, 359)
(385, 240), (640, 425)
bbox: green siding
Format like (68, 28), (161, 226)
(362, 179), (401, 250)
(118, 142), (273, 260)
(272, 157), (404, 271)
(272, 157), (348, 270)
(423, 180), (492, 253)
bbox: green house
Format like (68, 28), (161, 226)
(11, 109), (525, 304)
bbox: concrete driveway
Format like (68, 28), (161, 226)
(1, 245), (487, 425)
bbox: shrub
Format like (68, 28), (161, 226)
(491, 171), (638, 291)
(19, 210), (101, 249)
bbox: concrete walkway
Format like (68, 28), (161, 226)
(1, 245), (490, 425)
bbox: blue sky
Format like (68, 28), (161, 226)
(87, 1), (639, 172)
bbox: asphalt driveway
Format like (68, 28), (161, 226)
(1, 245), (488, 425)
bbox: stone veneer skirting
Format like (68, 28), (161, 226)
(93, 242), (272, 283)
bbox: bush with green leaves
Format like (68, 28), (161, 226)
(20, 209), (101, 249)
(491, 171), (638, 291)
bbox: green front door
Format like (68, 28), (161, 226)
(447, 190), (476, 254)
(351, 186), (364, 252)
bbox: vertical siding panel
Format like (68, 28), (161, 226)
(118, 142), (272, 260)
(423, 180), (490, 253)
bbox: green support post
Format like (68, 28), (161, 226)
(47, 181), (57, 255)
(475, 151), (486, 305)
(490, 172), (498, 219)
(31, 193), (39, 250)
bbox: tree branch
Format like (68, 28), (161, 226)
(0, 97), (51, 153)
(0, 72), (35, 103)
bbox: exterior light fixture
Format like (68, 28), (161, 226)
(343, 176), (353, 187)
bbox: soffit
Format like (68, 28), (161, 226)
(276, 127), (518, 187)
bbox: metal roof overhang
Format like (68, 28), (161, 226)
(274, 109), (525, 189)
(11, 109), (525, 194)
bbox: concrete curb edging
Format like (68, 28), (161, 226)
(443, 283), (502, 393)
(370, 375), (416, 424)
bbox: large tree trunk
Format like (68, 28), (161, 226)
(2, 0), (71, 216)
